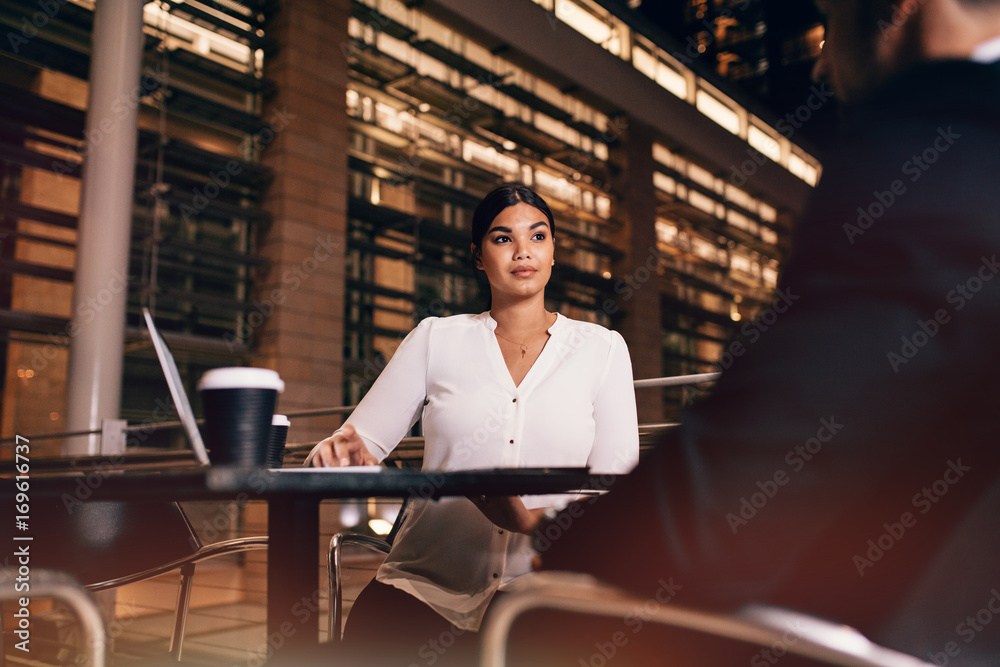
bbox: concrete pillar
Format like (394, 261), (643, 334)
(609, 117), (663, 423)
(64, 0), (145, 455)
(257, 0), (350, 443)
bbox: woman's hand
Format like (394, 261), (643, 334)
(468, 495), (546, 534)
(309, 424), (379, 467)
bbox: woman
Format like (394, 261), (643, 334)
(309, 183), (639, 664)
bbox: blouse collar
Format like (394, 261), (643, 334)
(481, 311), (565, 334)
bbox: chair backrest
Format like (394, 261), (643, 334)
(1, 569), (108, 666)
(478, 572), (935, 667)
(26, 498), (201, 586)
(384, 495), (411, 546)
(329, 494), (411, 642)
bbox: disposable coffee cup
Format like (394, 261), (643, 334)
(266, 414), (290, 469)
(198, 367), (284, 466)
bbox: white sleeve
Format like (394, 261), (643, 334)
(521, 331), (639, 510)
(346, 318), (433, 462)
(587, 330), (640, 475)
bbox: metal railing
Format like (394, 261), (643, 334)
(0, 372), (719, 451)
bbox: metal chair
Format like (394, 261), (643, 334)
(327, 496), (410, 643)
(478, 572), (935, 667)
(1, 568), (107, 666)
(23, 498), (267, 661)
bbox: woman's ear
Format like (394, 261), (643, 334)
(471, 243), (483, 270)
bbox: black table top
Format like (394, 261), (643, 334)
(2, 466), (619, 502)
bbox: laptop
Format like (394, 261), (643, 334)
(142, 307), (211, 465)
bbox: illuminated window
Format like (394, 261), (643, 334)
(632, 44), (656, 79)
(788, 152), (820, 186)
(748, 124), (781, 162)
(655, 62), (687, 99)
(465, 40), (494, 71)
(535, 79), (564, 109)
(535, 170), (581, 207)
(763, 265), (779, 288)
(534, 113), (569, 143)
(375, 102), (407, 135)
(632, 40), (687, 99)
(521, 164), (534, 185)
(415, 117), (448, 149)
(696, 89), (740, 135)
(652, 143), (676, 170)
(688, 190), (716, 215)
(556, 0), (612, 45)
(691, 236), (723, 265)
(653, 172), (676, 195)
(725, 184), (756, 213)
(144, 3), (255, 72)
(727, 209), (753, 232)
(595, 195), (611, 219)
(545, 1), (821, 186)
(416, 12), (453, 46)
(686, 163), (718, 193)
(463, 140), (520, 177)
(347, 89), (361, 117)
(377, 33), (414, 71)
(655, 219), (678, 245)
(758, 203), (777, 223)
(731, 252), (753, 275)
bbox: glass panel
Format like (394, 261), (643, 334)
(748, 124), (781, 162)
(555, 0), (612, 44)
(696, 89), (740, 135)
(655, 62), (688, 99)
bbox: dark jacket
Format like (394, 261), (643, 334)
(543, 59), (1000, 665)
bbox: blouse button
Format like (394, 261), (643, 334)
(509, 439), (514, 444)
(512, 398), (517, 403)
(492, 573), (499, 579)
(498, 529), (504, 535)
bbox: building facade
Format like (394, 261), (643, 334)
(0, 0), (817, 451)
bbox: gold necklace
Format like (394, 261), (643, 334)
(494, 316), (553, 359)
(494, 329), (531, 359)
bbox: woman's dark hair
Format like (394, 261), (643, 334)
(470, 183), (556, 269)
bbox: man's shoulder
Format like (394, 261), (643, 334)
(855, 60), (1000, 129)
(820, 60), (1000, 201)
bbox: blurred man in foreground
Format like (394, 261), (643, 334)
(535, 0), (1000, 664)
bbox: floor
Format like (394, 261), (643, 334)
(111, 562), (280, 667)
(1, 499), (397, 667)
(3, 554), (387, 667)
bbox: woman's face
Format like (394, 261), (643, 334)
(474, 202), (554, 304)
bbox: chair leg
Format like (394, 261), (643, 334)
(327, 536), (336, 643)
(330, 535), (343, 643)
(169, 563), (196, 661)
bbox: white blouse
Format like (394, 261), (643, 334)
(346, 311), (639, 631)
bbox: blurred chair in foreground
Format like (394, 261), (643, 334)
(479, 572), (935, 667)
(1, 568), (107, 666)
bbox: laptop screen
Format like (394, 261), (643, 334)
(142, 307), (211, 465)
